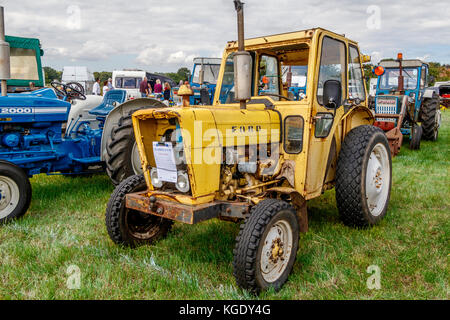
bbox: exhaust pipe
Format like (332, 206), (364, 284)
(0, 6), (10, 96)
(233, 0), (251, 109)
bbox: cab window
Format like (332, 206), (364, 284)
(348, 45), (365, 101)
(317, 37), (346, 105)
(258, 55), (280, 99)
(219, 54), (237, 104)
(420, 66), (427, 89)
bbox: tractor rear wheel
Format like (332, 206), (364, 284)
(421, 96), (441, 141)
(0, 162), (32, 223)
(336, 125), (392, 228)
(105, 174), (173, 247)
(233, 199), (299, 294)
(105, 111), (143, 185)
(409, 124), (422, 150)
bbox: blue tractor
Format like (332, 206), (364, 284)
(371, 54), (441, 156)
(188, 57), (221, 105)
(0, 80), (168, 222)
(286, 65), (308, 101)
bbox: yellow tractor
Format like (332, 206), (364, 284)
(105, 1), (392, 293)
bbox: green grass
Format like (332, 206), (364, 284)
(0, 113), (449, 300)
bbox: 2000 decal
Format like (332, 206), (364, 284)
(0, 107), (33, 114)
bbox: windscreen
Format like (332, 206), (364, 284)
(379, 68), (418, 90)
(192, 64), (220, 84)
(10, 48), (39, 80)
(115, 77), (142, 89)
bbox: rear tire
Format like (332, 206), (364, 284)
(409, 124), (422, 150)
(233, 199), (299, 294)
(105, 174), (173, 247)
(0, 162), (32, 223)
(336, 125), (392, 228)
(421, 96), (440, 141)
(105, 111), (143, 185)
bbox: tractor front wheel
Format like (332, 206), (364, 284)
(336, 125), (392, 227)
(409, 124), (422, 150)
(105, 111), (143, 186)
(233, 199), (299, 294)
(0, 162), (32, 224)
(105, 174), (173, 247)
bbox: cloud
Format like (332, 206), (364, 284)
(1, 0), (449, 72)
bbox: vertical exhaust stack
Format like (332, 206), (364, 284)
(0, 6), (10, 96)
(233, 0), (252, 109)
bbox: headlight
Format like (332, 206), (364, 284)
(150, 167), (163, 188)
(175, 171), (190, 193)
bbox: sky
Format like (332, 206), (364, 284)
(1, 0), (449, 73)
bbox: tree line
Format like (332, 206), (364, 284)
(44, 67), (191, 85)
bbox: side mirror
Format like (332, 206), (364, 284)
(323, 80), (342, 108)
(429, 75), (435, 86)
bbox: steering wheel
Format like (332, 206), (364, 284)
(259, 93), (293, 101)
(51, 81), (87, 101)
(51, 81), (67, 99)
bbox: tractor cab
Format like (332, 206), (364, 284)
(189, 57), (221, 105)
(375, 59), (429, 112)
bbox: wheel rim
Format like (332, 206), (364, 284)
(260, 219), (293, 283)
(125, 209), (161, 240)
(365, 143), (390, 217)
(131, 142), (143, 175)
(0, 176), (20, 219)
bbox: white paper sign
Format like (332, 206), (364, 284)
(153, 142), (177, 183)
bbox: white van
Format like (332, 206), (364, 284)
(112, 69), (177, 100)
(112, 69), (145, 99)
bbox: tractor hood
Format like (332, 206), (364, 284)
(132, 104), (281, 202)
(0, 88), (71, 123)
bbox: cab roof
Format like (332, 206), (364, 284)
(379, 59), (428, 68)
(225, 28), (357, 51)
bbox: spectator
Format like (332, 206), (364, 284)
(102, 81), (109, 96)
(140, 76), (149, 97)
(154, 79), (163, 94)
(163, 82), (171, 102)
(93, 78), (101, 95)
(107, 78), (114, 90)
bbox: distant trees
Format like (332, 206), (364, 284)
(162, 67), (191, 84)
(93, 72), (112, 83)
(44, 66), (62, 84)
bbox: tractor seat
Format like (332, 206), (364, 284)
(89, 90), (127, 117)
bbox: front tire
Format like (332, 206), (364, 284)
(105, 174), (173, 247)
(409, 124), (422, 150)
(233, 199), (299, 294)
(105, 111), (143, 186)
(0, 162), (32, 223)
(336, 125), (392, 228)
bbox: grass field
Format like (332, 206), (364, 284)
(0, 113), (448, 300)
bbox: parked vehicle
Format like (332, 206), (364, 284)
(371, 54), (441, 155)
(189, 57), (221, 105)
(112, 69), (176, 99)
(106, 1), (392, 294)
(434, 81), (450, 109)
